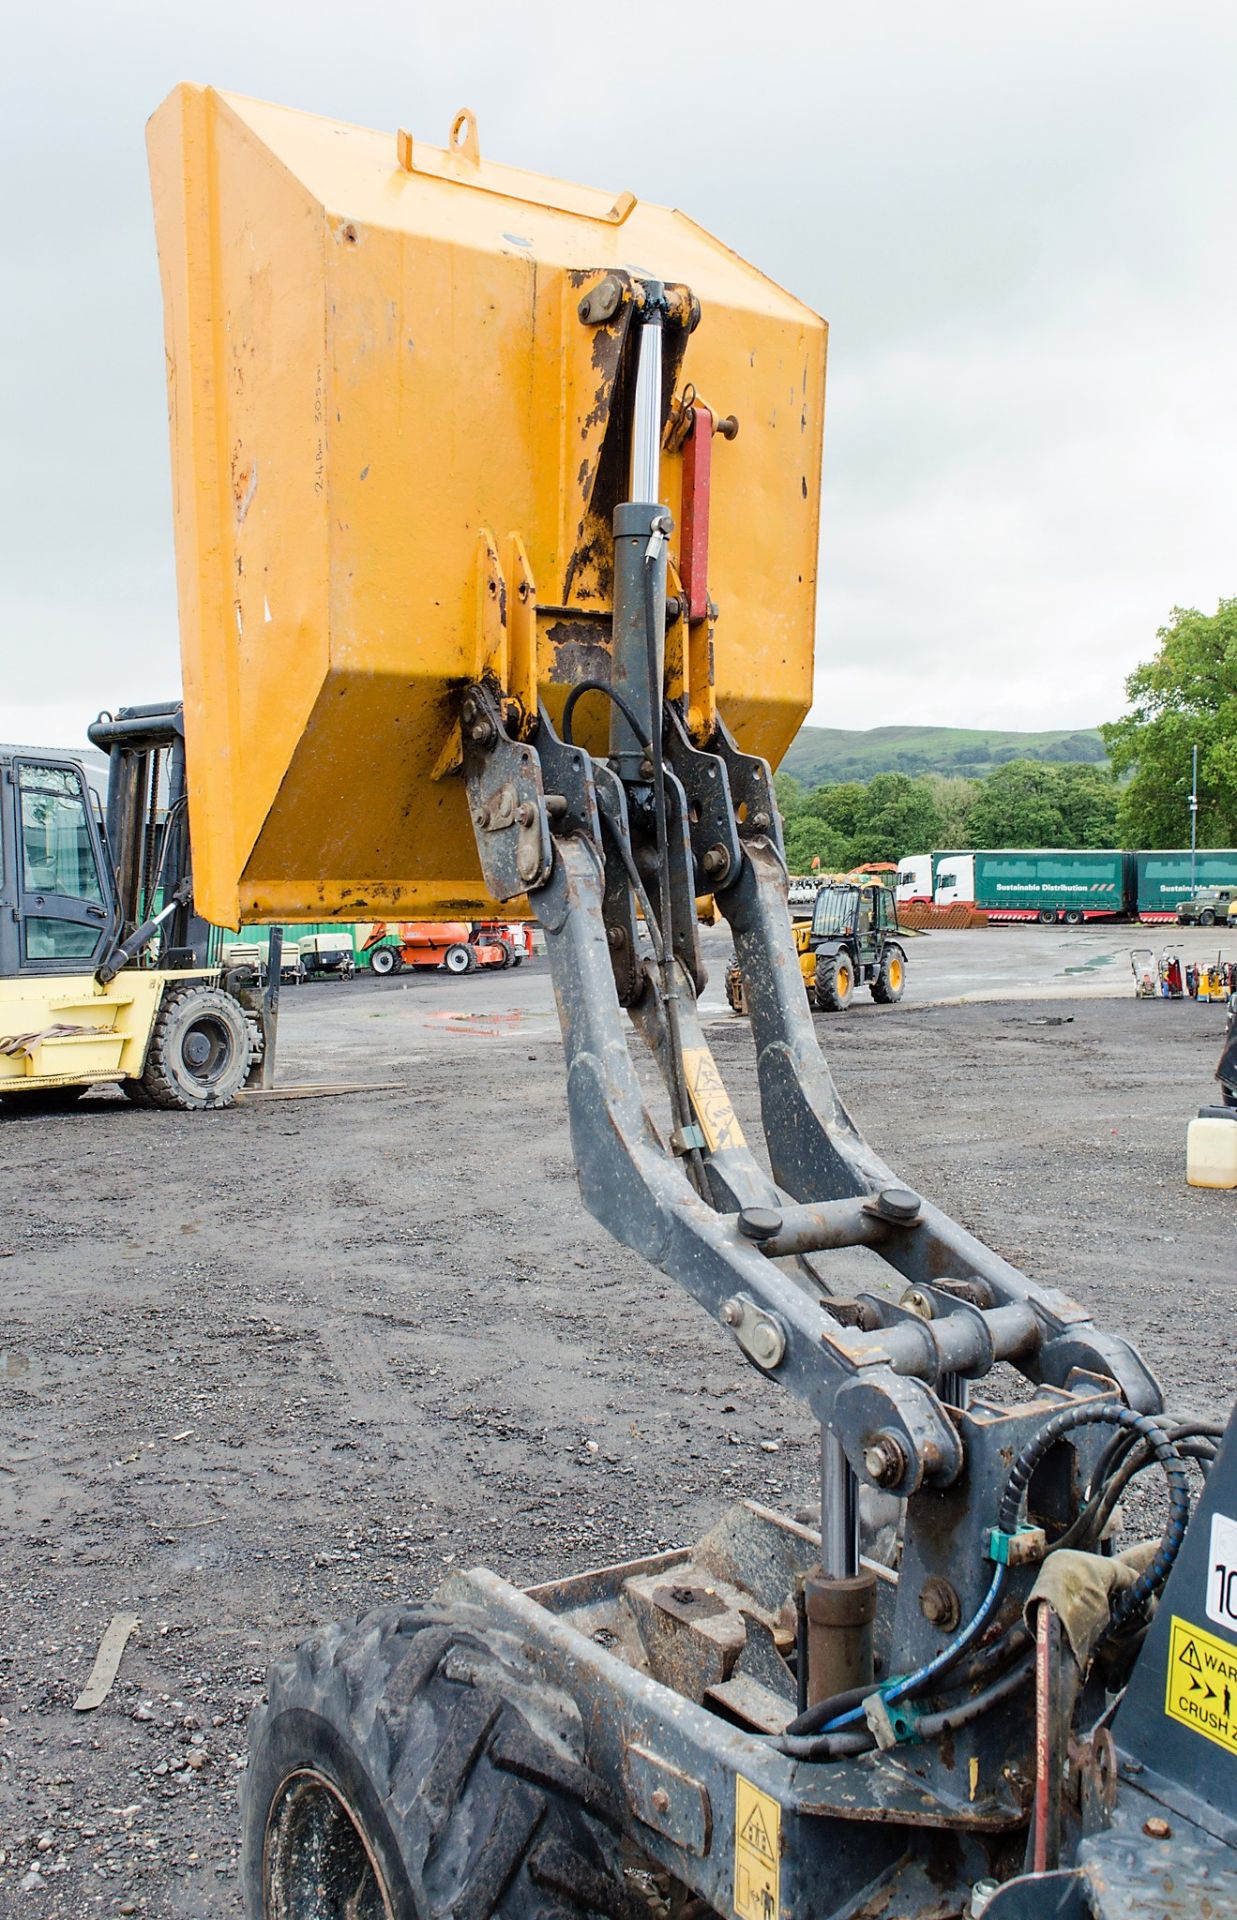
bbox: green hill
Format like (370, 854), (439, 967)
(781, 725), (1107, 788)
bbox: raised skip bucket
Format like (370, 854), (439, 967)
(147, 88), (826, 925)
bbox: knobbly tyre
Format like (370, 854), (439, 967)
(145, 88), (1237, 1920)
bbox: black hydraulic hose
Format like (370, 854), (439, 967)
(641, 546), (707, 1198)
(776, 1405), (1189, 1764)
(775, 1654), (1035, 1762)
(561, 679), (651, 752)
(998, 1404), (1190, 1632)
(597, 809), (665, 967)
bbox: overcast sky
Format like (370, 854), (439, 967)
(2, 0), (1234, 751)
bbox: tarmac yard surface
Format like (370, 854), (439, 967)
(1, 925), (1234, 1916)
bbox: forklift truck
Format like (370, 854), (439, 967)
(147, 86), (1237, 1920)
(0, 705), (260, 1109)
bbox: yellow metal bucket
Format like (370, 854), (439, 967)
(148, 88), (826, 925)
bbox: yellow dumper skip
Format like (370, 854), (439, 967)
(147, 88), (826, 926)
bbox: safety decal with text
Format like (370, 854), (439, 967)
(1206, 1512), (1237, 1631)
(1164, 1614), (1237, 1758)
(682, 1046), (747, 1154)
(733, 1775), (780, 1920)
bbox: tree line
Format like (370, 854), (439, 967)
(778, 599), (1237, 874)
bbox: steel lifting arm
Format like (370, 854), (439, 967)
(460, 678), (1160, 1502)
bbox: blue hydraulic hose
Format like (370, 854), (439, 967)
(814, 1562), (1008, 1733)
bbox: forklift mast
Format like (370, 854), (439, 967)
(87, 701), (211, 969)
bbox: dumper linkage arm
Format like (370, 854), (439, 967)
(461, 679), (1159, 1503)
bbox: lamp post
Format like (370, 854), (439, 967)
(1190, 745), (1199, 892)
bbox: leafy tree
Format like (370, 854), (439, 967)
(923, 773), (980, 849)
(965, 761), (1118, 849)
(1053, 765), (1120, 846)
(1101, 601), (1237, 847)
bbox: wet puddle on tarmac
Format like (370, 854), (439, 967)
(426, 1008), (528, 1037)
(1062, 951), (1119, 976)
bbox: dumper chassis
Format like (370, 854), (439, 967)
(234, 290), (1237, 1920)
(140, 86), (1237, 1920)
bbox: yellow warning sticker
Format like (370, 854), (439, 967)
(734, 1775), (780, 1920)
(682, 1046), (746, 1153)
(1164, 1615), (1237, 1759)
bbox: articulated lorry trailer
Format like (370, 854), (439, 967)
(897, 847), (1237, 922)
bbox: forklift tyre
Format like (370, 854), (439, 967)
(444, 943), (473, 975)
(814, 953), (853, 1011)
(242, 1604), (635, 1920)
(370, 946), (399, 977)
(870, 946), (906, 1004)
(126, 983), (253, 1111)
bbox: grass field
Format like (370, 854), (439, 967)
(782, 723), (1107, 786)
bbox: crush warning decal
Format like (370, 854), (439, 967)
(1164, 1615), (1237, 1758)
(734, 1775), (780, 1920)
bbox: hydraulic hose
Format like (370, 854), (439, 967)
(775, 1402), (1190, 1760)
(997, 1403), (1190, 1632)
(561, 679), (651, 752)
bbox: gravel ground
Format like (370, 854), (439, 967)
(1, 939), (1233, 1917)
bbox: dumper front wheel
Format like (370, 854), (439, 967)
(242, 1604), (637, 1920)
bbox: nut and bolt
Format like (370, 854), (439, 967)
(919, 1576), (961, 1631)
(1143, 1817), (1172, 1840)
(607, 927), (625, 950)
(650, 1788), (671, 1815)
(902, 1288), (934, 1321)
(751, 811), (771, 832)
(748, 1319), (784, 1367)
(469, 718), (496, 745)
(874, 1185), (922, 1224)
(472, 807), (490, 830)
(515, 801), (536, 828)
(721, 1298), (743, 1327)
(701, 845), (730, 881)
(864, 1434), (907, 1489)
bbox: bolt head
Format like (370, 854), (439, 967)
(750, 1323), (782, 1365)
(752, 811), (771, 832)
(737, 1206), (782, 1243)
(1143, 1817), (1172, 1840)
(469, 720), (493, 744)
(864, 1434), (906, 1488)
(721, 1298), (743, 1327)
(650, 1787), (670, 1814)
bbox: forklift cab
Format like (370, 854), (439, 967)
(0, 755), (116, 976)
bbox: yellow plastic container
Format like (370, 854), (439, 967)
(147, 88), (826, 927)
(1187, 1113), (1237, 1188)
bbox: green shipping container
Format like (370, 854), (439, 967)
(972, 849), (1129, 916)
(1135, 851), (1237, 915)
